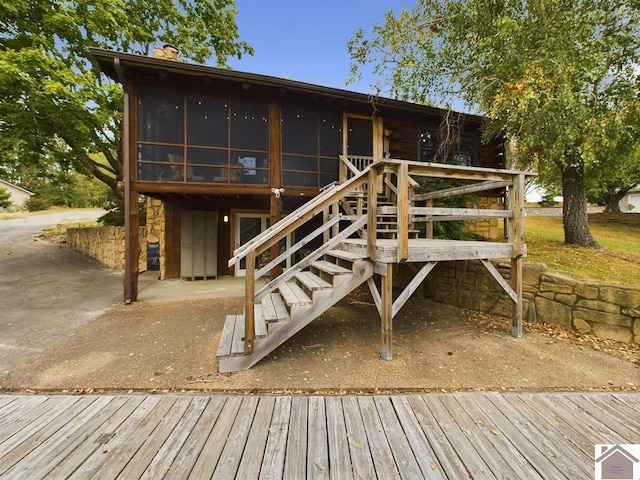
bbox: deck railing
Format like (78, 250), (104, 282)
(367, 159), (526, 261)
(229, 157), (529, 354)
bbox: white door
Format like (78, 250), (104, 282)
(234, 213), (291, 277)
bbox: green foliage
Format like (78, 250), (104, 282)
(25, 197), (50, 212)
(0, 0), (253, 197)
(413, 177), (483, 240)
(349, 0), (640, 247)
(98, 192), (147, 226)
(538, 194), (559, 208)
(0, 187), (11, 208)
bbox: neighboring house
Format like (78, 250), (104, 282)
(0, 179), (33, 211)
(619, 187), (640, 212)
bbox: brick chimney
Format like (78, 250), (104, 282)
(152, 44), (181, 61)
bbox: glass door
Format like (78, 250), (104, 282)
(235, 213), (291, 277)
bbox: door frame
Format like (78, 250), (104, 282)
(232, 211), (291, 277)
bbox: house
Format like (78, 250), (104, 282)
(0, 179), (33, 211)
(91, 46), (529, 372)
(619, 186), (640, 212)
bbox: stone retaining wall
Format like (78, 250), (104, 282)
(67, 226), (147, 271)
(412, 260), (639, 345)
(146, 199), (166, 279)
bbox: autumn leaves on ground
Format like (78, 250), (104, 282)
(523, 213), (640, 286)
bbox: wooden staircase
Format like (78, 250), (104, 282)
(217, 248), (373, 373)
(216, 161), (375, 373)
(216, 156), (531, 373)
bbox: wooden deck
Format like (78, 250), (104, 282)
(0, 392), (638, 479)
(340, 238), (516, 263)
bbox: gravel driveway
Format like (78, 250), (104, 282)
(0, 209), (122, 377)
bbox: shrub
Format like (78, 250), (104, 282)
(98, 195), (146, 226)
(25, 197), (50, 211)
(0, 188), (11, 208)
(538, 194), (559, 207)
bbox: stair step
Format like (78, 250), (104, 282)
(217, 311), (268, 359)
(217, 314), (237, 357)
(253, 305), (268, 337)
(261, 293), (290, 323)
(216, 314), (246, 357)
(295, 271), (333, 291)
(217, 259), (375, 373)
(325, 249), (367, 262)
(278, 282), (312, 307)
(310, 260), (352, 276)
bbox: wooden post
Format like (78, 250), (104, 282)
(367, 167), (378, 260)
(373, 116), (384, 194)
(331, 200), (339, 238)
(396, 162), (409, 262)
(381, 264), (393, 360)
(244, 250), (256, 353)
(120, 74), (138, 304)
(511, 256), (523, 338)
(270, 194), (282, 280)
(510, 173), (525, 337)
(356, 195), (364, 216)
(426, 199), (434, 239)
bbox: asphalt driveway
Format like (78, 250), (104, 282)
(0, 209), (122, 377)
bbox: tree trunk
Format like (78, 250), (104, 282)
(602, 185), (635, 213)
(561, 162), (599, 247)
(602, 193), (622, 213)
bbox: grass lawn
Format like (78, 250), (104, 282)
(522, 215), (640, 285)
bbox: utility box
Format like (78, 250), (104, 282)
(147, 242), (160, 271)
(180, 210), (217, 280)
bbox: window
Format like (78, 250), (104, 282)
(418, 128), (477, 166)
(453, 136), (475, 166)
(281, 104), (342, 188)
(419, 130), (439, 162)
(136, 85), (269, 185)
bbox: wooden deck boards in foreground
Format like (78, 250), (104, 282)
(0, 392), (638, 479)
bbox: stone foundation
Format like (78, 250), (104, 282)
(146, 198), (166, 279)
(464, 196), (501, 239)
(67, 225), (147, 271)
(413, 260), (639, 345)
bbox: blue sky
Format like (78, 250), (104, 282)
(226, 0), (416, 95)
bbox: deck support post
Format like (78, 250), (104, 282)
(121, 76), (139, 305)
(396, 162), (409, 262)
(367, 167), (378, 260)
(244, 250), (256, 353)
(509, 173), (525, 338)
(381, 264), (393, 361)
(511, 256), (523, 337)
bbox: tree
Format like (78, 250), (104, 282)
(0, 0), (252, 198)
(592, 132), (640, 213)
(0, 188), (11, 209)
(349, 0), (640, 247)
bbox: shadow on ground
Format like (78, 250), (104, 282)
(2, 287), (638, 393)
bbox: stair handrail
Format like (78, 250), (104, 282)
(228, 164), (372, 269)
(254, 215), (367, 302)
(237, 164), (374, 355)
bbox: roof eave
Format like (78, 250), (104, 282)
(89, 48), (485, 122)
